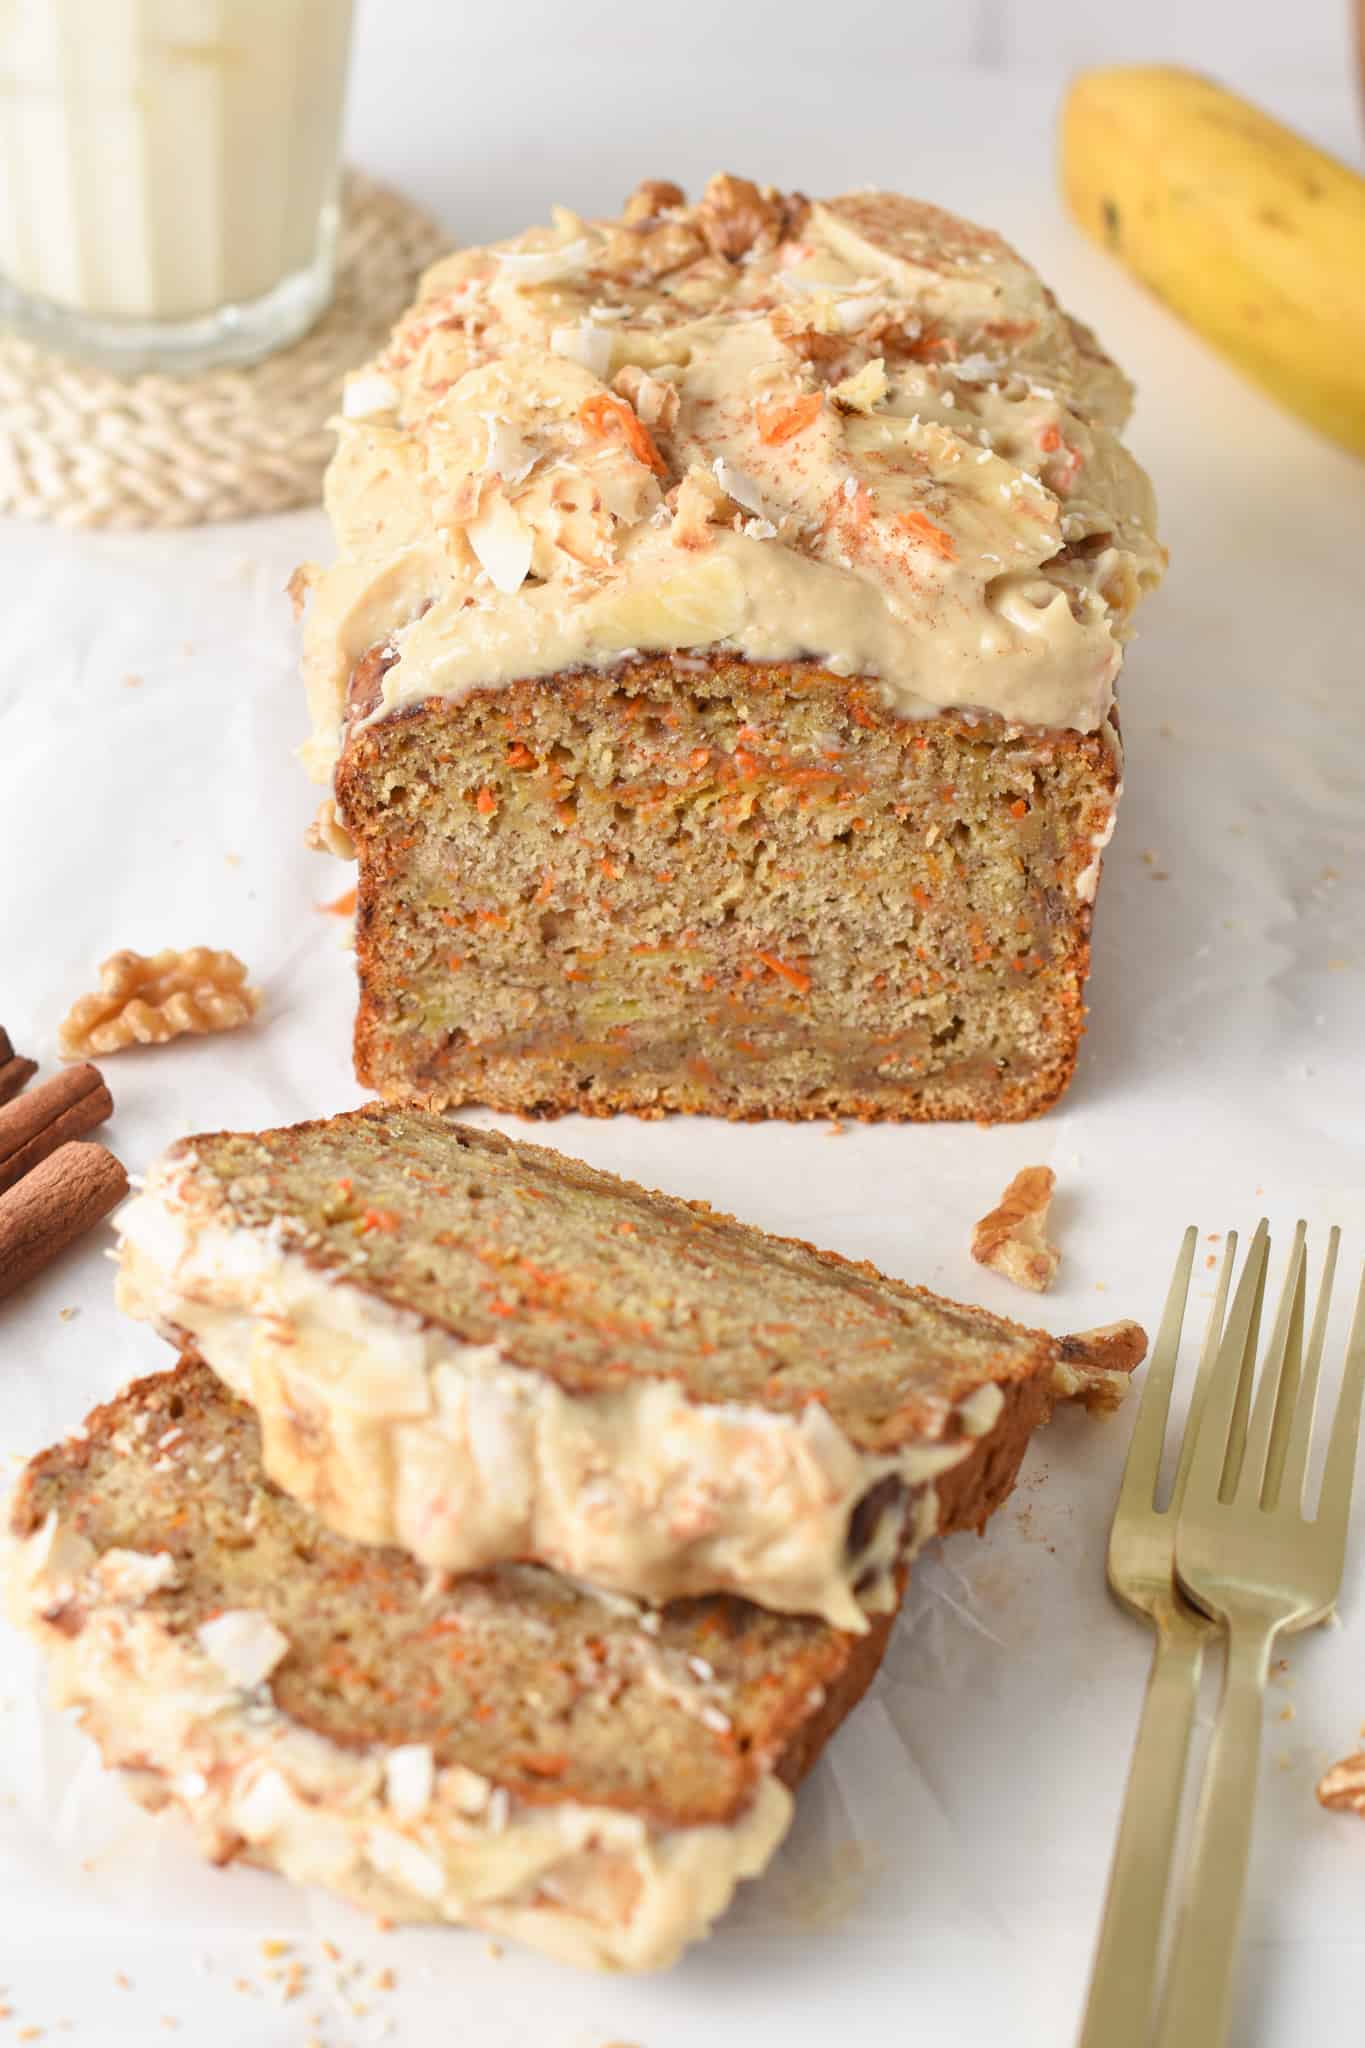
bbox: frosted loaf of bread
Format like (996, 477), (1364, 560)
(299, 175), (1164, 1120)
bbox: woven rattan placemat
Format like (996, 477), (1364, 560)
(0, 170), (449, 531)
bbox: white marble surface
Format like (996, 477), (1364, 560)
(1, 26), (1364, 2048)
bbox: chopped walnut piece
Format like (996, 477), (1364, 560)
(971, 1165), (1060, 1292)
(306, 797), (357, 862)
(622, 179), (686, 224)
(780, 189), (812, 241)
(1318, 1754), (1365, 1817)
(635, 217), (709, 280)
(59, 949), (262, 1058)
(1052, 1321), (1147, 1414)
(696, 173), (787, 260)
(600, 211), (707, 283)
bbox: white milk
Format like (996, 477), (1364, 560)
(0, 0), (354, 323)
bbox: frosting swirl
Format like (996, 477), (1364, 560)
(301, 175), (1164, 782)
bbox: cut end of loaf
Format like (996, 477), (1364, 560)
(336, 659), (1116, 1123)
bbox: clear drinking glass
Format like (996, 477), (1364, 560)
(0, 0), (355, 373)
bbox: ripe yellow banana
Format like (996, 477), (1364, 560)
(1060, 65), (1365, 459)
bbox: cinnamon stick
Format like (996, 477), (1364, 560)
(0, 1142), (128, 1303)
(0, 1064), (113, 1196)
(0, 1028), (38, 1108)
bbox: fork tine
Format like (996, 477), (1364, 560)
(1220, 1225), (1271, 1501)
(1170, 1229), (1239, 1512)
(1185, 1220), (1270, 1510)
(1316, 1263), (1365, 1568)
(1242, 1222), (1307, 1508)
(1279, 1228), (1341, 1512)
(1114, 1225), (1197, 1517)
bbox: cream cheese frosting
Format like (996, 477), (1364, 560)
(115, 1169), (1001, 1631)
(300, 174), (1164, 785)
(9, 1515), (791, 1972)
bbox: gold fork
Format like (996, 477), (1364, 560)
(1078, 1223), (1365, 2048)
(1154, 1223), (1365, 2048)
(1076, 1224), (1229, 2048)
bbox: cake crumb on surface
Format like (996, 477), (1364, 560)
(971, 1166), (1059, 1292)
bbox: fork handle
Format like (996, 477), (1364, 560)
(1154, 1621), (1275, 2048)
(1076, 1608), (1207, 2048)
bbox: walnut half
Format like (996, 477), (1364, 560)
(59, 948), (262, 1058)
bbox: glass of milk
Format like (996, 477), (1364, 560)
(0, 0), (355, 372)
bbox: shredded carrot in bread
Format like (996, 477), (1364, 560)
(1039, 425), (1062, 452)
(476, 787), (498, 816)
(756, 950), (811, 994)
(577, 393), (667, 476)
(506, 742), (537, 769)
(755, 393), (823, 444)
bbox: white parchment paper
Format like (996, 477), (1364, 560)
(2, 75), (1364, 2047)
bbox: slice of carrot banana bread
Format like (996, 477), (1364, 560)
(115, 1106), (1144, 1626)
(8, 1356), (925, 1970)
(300, 174), (1164, 1121)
